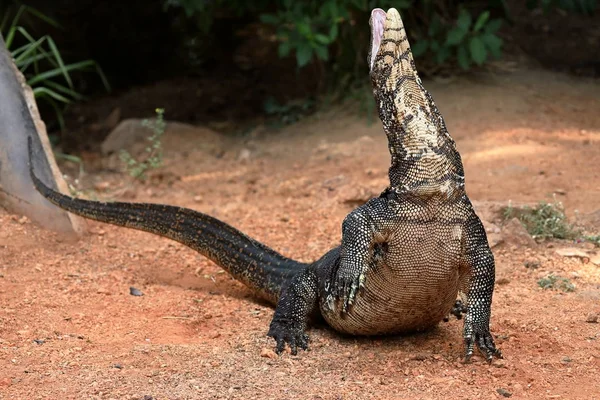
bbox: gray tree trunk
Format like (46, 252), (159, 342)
(0, 33), (84, 235)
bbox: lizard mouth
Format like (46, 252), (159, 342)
(368, 8), (386, 72)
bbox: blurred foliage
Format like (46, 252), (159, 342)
(0, 4), (110, 131)
(164, 0), (509, 82)
(164, 0), (597, 83)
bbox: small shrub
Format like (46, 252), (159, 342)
(120, 108), (166, 180)
(537, 274), (575, 292)
(504, 200), (580, 240)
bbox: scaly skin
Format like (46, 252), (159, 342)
(29, 8), (501, 361)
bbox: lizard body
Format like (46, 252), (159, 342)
(29, 8), (500, 361)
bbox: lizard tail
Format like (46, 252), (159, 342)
(27, 138), (304, 304)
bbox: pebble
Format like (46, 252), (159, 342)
(497, 388), (512, 397)
(585, 313), (598, 323)
(260, 348), (277, 359)
(129, 287), (144, 296)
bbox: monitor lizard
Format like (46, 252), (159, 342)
(28, 8), (501, 362)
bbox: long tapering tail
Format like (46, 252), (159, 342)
(28, 137), (305, 304)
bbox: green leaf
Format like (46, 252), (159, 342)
(296, 43), (313, 67)
(259, 14), (279, 25)
(314, 33), (331, 45)
(473, 11), (490, 32)
(329, 23), (338, 40)
(314, 45), (329, 61)
(468, 36), (487, 65)
(278, 40), (292, 57)
(484, 19), (503, 34)
(411, 40), (429, 57)
(297, 21), (312, 37)
(481, 33), (503, 59)
(446, 27), (467, 46)
(32, 86), (72, 103)
(46, 36), (73, 88)
(27, 60), (96, 86)
(457, 45), (471, 70)
(456, 9), (472, 32)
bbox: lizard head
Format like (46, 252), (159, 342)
(368, 7), (425, 108)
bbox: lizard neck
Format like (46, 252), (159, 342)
(377, 86), (466, 198)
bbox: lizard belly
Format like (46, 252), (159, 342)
(323, 223), (463, 335)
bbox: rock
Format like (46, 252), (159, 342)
(104, 108), (121, 130)
(501, 218), (536, 248)
(101, 119), (154, 155)
(590, 254), (600, 266)
(129, 287), (144, 296)
(586, 313), (598, 323)
(555, 248), (589, 259)
(101, 119), (227, 157)
(237, 148), (251, 162)
(497, 388), (512, 397)
(260, 348), (277, 359)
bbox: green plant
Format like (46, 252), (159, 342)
(537, 274), (575, 292)
(1, 5), (110, 130)
(503, 199), (580, 240)
(584, 234), (600, 246)
(164, 0), (507, 81)
(413, 8), (503, 71)
(119, 108), (166, 180)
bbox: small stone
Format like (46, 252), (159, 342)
(260, 348), (277, 359)
(18, 216), (28, 224)
(555, 248), (589, 259)
(129, 287), (144, 296)
(209, 332), (221, 339)
(585, 313), (598, 323)
(113, 364), (123, 369)
(97, 288), (110, 295)
(410, 353), (428, 361)
(238, 148), (251, 162)
(561, 356), (572, 363)
(497, 388), (512, 397)
(93, 181), (111, 191)
(496, 277), (510, 285)
(193, 195), (203, 203)
(33, 339), (45, 345)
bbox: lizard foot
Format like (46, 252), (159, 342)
(444, 300), (468, 322)
(464, 328), (502, 363)
(333, 270), (366, 314)
(267, 319), (309, 356)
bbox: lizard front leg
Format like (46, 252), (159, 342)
(332, 197), (393, 313)
(268, 267), (318, 355)
(461, 211), (502, 362)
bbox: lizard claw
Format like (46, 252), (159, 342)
(443, 299), (468, 321)
(267, 319), (309, 356)
(464, 328), (502, 363)
(334, 271), (366, 314)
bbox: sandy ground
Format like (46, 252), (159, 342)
(1, 69), (600, 399)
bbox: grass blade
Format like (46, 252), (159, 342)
(33, 86), (73, 103)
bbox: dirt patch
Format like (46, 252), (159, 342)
(1, 68), (600, 399)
